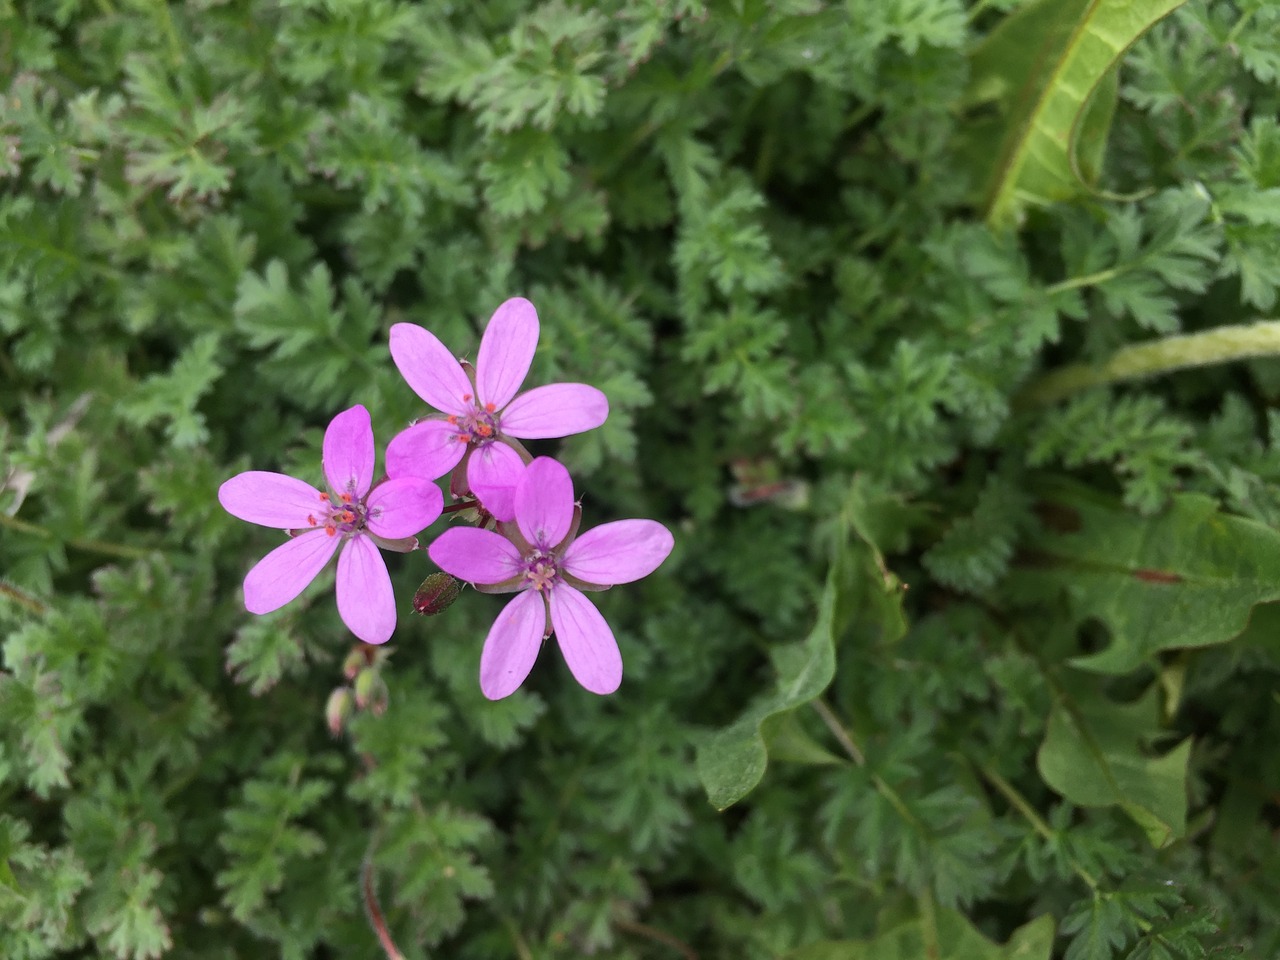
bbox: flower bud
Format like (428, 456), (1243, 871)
(341, 647), (368, 681)
(413, 572), (462, 616)
(354, 667), (389, 715)
(325, 687), (354, 737)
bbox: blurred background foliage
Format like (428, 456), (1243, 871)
(2, 0), (1280, 957)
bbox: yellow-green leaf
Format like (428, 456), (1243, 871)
(966, 0), (1187, 228)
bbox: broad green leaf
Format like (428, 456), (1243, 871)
(786, 909), (1054, 960)
(1013, 482), (1280, 674)
(760, 711), (843, 767)
(695, 481), (906, 810)
(964, 0), (1187, 228)
(1037, 676), (1189, 847)
(694, 545), (847, 810)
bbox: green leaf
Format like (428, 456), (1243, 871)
(965, 0), (1188, 228)
(224, 618), (305, 697)
(695, 482), (905, 810)
(216, 759), (333, 924)
(760, 711), (843, 766)
(1013, 481), (1280, 673)
(1037, 676), (1189, 847)
(786, 909), (1055, 960)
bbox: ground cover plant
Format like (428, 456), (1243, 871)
(3, 0), (1280, 957)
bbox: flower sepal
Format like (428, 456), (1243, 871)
(561, 572), (613, 593)
(472, 576), (526, 595)
(368, 533), (420, 554)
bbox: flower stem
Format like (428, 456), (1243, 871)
(811, 698), (865, 766)
(0, 512), (156, 560)
(917, 888), (940, 957)
(813, 699), (924, 830)
(0, 582), (48, 615)
(498, 914), (535, 960)
(614, 919), (699, 960)
(361, 843), (405, 960)
(976, 761), (1099, 891)
(1022, 319), (1280, 406)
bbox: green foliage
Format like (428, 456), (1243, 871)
(1028, 391), (1203, 513)
(696, 482), (905, 810)
(216, 755), (335, 936)
(1037, 676), (1190, 847)
(1010, 481), (1280, 673)
(962, 0), (1189, 227)
(787, 910), (1054, 960)
(1, 0), (1278, 957)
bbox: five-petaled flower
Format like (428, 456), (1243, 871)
(428, 457), (674, 699)
(218, 405), (443, 645)
(385, 297), (608, 521)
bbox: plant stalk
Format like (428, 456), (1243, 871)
(1022, 319), (1280, 406)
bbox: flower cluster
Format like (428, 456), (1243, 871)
(219, 298), (673, 698)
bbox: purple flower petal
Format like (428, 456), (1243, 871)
(389, 322), (473, 416)
(476, 297), (539, 411)
(562, 519), (674, 586)
(219, 471), (325, 529)
(500, 383), (609, 439)
(323, 404), (375, 497)
(428, 527), (524, 584)
(386, 419), (467, 481)
(466, 441), (526, 522)
(480, 589), (546, 700)
(365, 477), (443, 539)
(550, 584), (622, 695)
(242, 530), (340, 614)
(336, 535), (396, 644)
(514, 456), (575, 548)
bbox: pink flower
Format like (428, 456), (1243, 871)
(218, 405), (443, 645)
(428, 457), (673, 699)
(385, 297), (608, 521)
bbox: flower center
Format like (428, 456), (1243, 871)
(306, 491), (366, 538)
(446, 394), (500, 446)
(523, 549), (559, 592)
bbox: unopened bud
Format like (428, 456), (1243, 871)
(325, 687), (354, 736)
(353, 667), (389, 715)
(341, 647), (368, 681)
(413, 572), (462, 616)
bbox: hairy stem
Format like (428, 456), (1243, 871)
(1022, 319), (1280, 406)
(0, 512), (156, 560)
(614, 919), (699, 960)
(0, 582), (49, 615)
(977, 761), (1099, 890)
(812, 698), (865, 766)
(813, 699), (924, 831)
(362, 842), (405, 960)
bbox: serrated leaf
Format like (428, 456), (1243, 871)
(1012, 480), (1280, 673)
(1038, 676), (1189, 846)
(965, 0), (1187, 227)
